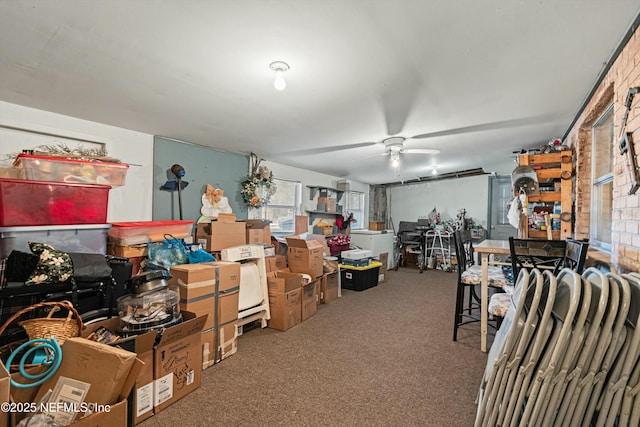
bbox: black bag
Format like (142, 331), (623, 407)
(4, 251), (39, 282)
(68, 253), (112, 281)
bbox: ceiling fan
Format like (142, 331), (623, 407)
(377, 136), (440, 168)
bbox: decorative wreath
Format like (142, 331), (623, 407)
(241, 153), (277, 208)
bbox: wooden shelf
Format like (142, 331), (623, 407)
(305, 210), (343, 224)
(519, 151), (573, 240)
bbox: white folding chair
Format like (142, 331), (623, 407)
(542, 267), (609, 426)
(484, 269), (545, 427)
(503, 270), (558, 427)
(474, 269), (530, 427)
(594, 273), (640, 427)
(517, 268), (583, 427)
(560, 272), (626, 427)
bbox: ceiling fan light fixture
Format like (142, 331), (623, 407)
(390, 152), (400, 168)
(432, 166), (438, 175)
(270, 61), (289, 91)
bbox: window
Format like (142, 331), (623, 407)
(591, 104), (614, 251)
(262, 178), (301, 236)
(343, 191), (365, 230)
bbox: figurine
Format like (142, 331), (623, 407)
(198, 184), (232, 223)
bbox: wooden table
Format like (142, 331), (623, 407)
(474, 239), (511, 352)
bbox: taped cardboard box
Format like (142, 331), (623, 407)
(286, 235), (324, 279)
(267, 287), (302, 331)
(317, 197), (337, 212)
(202, 320), (238, 368)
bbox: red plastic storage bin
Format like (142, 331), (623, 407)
(0, 178), (110, 226)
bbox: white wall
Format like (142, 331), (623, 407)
(0, 101), (154, 222)
(263, 160), (370, 230)
(389, 174), (489, 231)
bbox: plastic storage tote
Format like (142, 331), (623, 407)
(0, 224), (111, 259)
(108, 220), (195, 245)
(339, 261), (382, 291)
(13, 153), (129, 187)
(0, 178), (110, 226)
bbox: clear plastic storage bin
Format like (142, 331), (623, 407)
(108, 220), (194, 245)
(13, 153), (129, 186)
(0, 224), (111, 259)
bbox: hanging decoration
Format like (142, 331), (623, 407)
(241, 153), (277, 208)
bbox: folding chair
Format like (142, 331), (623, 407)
(498, 270), (558, 427)
(559, 273), (627, 427)
(594, 273), (640, 426)
(516, 268), (583, 426)
(474, 268), (530, 427)
(483, 269), (545, 427)
(541, 267), (608, 426)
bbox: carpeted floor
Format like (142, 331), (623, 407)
(142, 267), (489, 426)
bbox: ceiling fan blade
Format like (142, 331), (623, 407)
(409, 115), (556, 140)
(403, 148), (440, 154)
(381, 70), (422, 136)
(286, 142), (378, 155)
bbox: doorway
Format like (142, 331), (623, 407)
(488, 175), (517, 240)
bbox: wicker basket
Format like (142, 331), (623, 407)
(0, 300), (84, 345)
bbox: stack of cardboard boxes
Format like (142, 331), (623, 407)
(169, 261), (241, 369)
(262, 235), (340, 331)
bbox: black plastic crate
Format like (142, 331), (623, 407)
(340, 262), (381, 291)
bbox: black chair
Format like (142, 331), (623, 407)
(562, 238), (589, 274)
(508, 237), (567, 279)
(453, 230), (509, 341)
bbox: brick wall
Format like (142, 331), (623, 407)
(565, 28), (640, 273)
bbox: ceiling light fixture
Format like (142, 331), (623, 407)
(432, 166), (438, 175)
(390, 152), (400, 168)
(270, 61), (289, 91)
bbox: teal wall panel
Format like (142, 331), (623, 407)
(153, 136), (249, 222)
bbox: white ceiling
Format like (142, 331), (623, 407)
(1, 1), (639, 185)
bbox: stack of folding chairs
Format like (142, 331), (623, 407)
(475, 267), (640, 426)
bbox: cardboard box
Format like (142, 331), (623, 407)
(286, 236), (324, 279)
(368, 221), (386, 230)
(265, 254), (287, 272)
(312, 225), (334, 235)
(301, 280), (318, 321)
(267, 270), (303, 293)
(35, 337), (139, 407)
(320, 272), (339, 303)
(267, 288), (302, 331)
(196, 221), (246, 251)
(246, 219), (272, 245)
(107, 241), (148, 257)
(317, 197), (337, 212)
(154, 312), (207, 414)
(202, 320), (238, 368)
(217, 213), (237, 222)
(82, 319), (157, 425)
(377, 252), (389, 283)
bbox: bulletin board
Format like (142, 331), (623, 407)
(152, 136), (249, 222)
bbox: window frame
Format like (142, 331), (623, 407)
(590, 103), (614, 252)
(343, 190), (365, 230)
(260, 178), (302, 237)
